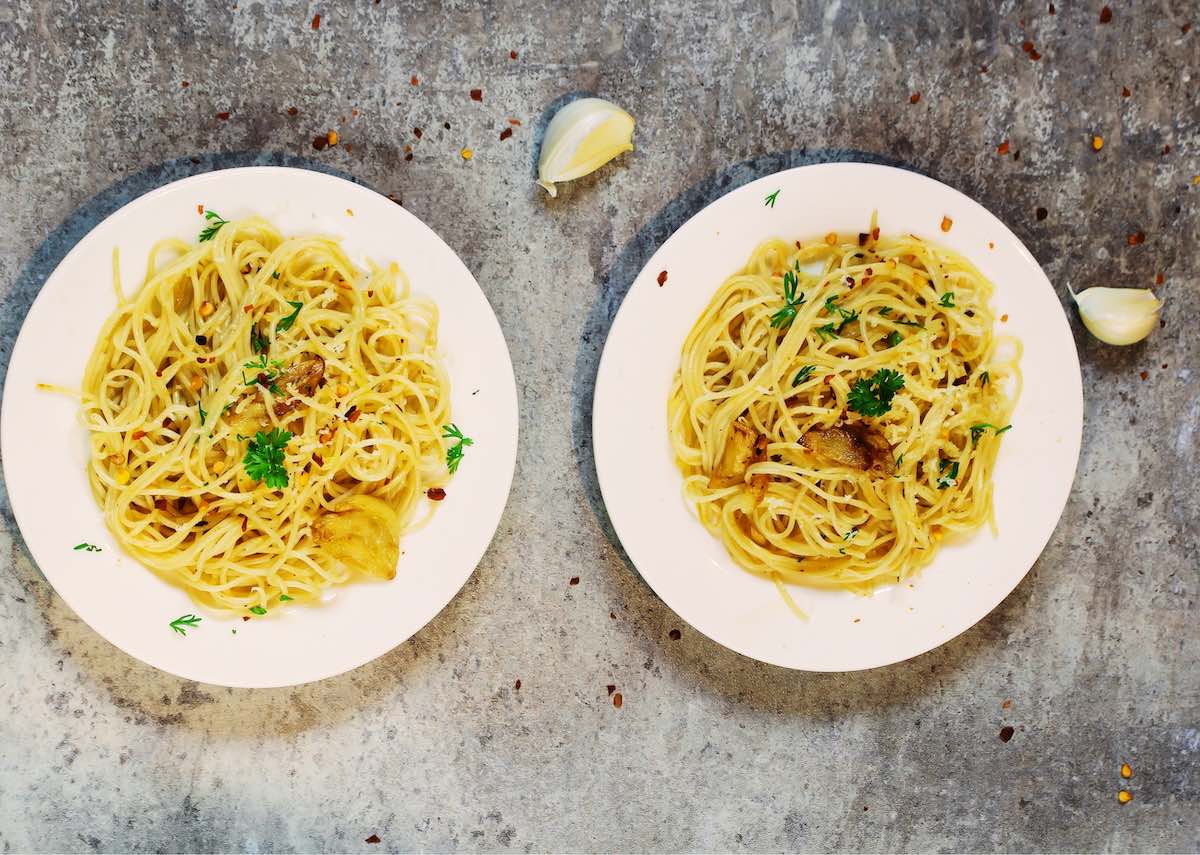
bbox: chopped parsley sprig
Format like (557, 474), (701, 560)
(764, 189), (780, 208)
(938, 292), (956, 308)
(169, 614), (202, 636)
(443, 424), (474, 474)
(276, 300), (304, 332)
(792, 365), (816, 387)
(198, 210), (229, 242)
(969, 423), (1012, 442)
(848, 368), (905, 417)
(73, 542), (102, 552)
(937, 458), (960, 489)
(243, 428), (292, 489)
(769, 269), (806, 329)
(242, 355), (284, 395)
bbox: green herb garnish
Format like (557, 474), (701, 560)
(198, 404), (208, 425)
(792, 365), (816, 387)
(279, 594), (294, 602)
(242, 428), (292, 489)
(843, 528), (857, 541)
(878, 307), (893, 316)
(242, 355), (284, 394)
(897, 319), (923, 327)
(250, 325), (270, 355)
(271, 271), (280, 279)
(169, 614), (202, 636)
(249, 606), (267, 616)
(73, 542), (101, 552)
(822, 296), (860, 332)
(198, 210), (229, 242)
(442, 423), (474, 474)
(847, 368), (905, 417)
(938, 292), (956, 308)
(275, 300), (304, 333)
(969, 423), (1012, 442)
(764, 189), (780, 208)
(980, 371), (990, 386)
(769, 270), (806, 329)
(937, 458), (960, 489)
(887, 330), (903, 347)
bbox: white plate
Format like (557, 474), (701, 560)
(2, 167), (518, 688)
(593, 163), (1082, 671)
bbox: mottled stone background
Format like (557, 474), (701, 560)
(0, 1), (1196, 852)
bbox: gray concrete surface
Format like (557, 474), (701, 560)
(0, 1), (1196, 852)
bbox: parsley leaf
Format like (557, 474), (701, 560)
(878, 307), (893, 316)
(443, 423), (474, 474)
(275, 300), (304, 333)
(73, 542), (101, 552)
(249, 606), (267, 615)
(242, 428), (292, 489)
(769, 270), (806, 328)
(847, 368), (905, 417)
(969, 422), (1013, 442)
(764, 189), (780, 208)
(938, 292), (955, 308)
(242, 355), (284, 395)
(897, 319), (923, 327)
(198, 403), (207, 426)
(169, 614), (202, 636)
(843, 528), (857, 541)
(937, 458), (960, 489)
(279, 594), (293, 602)
(792, 365), (816, 387)
(271, 271), (280, 279)
(887, 330), (903, 347)
(250, 325), (270, 355)
(980, 371), (990, 387)
(197, 210), (228, 242)
(815, 323), (840, 340)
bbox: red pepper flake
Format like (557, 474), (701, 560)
(426, 487), (446, 501)
(606, 684), (616, 696)
(403, 144), (412, 154)
(410, 75), (419, 86)
(197, 204), (204, 214)
(568, 576), (579, 586)
(1155, 273), (1164, 285)
(514, 678), (521, 690)
(940, 216), (953, 232)
(351, 109), (359, 118)
(1001, 313), (1009, 322)
(1162, 144), (1171, 155)
(1127, 230), (1146, 246)
(980, 63), (989, 73)
(999, 725), (1015, 742)
(364, 835), (380, 845)
(668, 628), (681, 640)
(312, 134), (328, 151)
(909, 92), (921, 104)
(413, 127), (422, 138)
(243, 304), (253, 313)
(1161, 363), (1168, 369)
(132, 430), (147, 440)
(242, 616), (250, 622)
(609, 611), (616, 619)
(1021, 40), (1034, 52)
(510, 50), (518, 59)
(499, 127), (513, 141)
(346, 406), (361, 423)
(508, 118), (522, 126)
(1099, 5), (1112, 23)
(1121, 86), (1131, 98)
(1183, 23), (1192, 33)
(216, 111), (230, 121)
(657, 270), (668, 287)
(1001, 699), (1012, 709)
(1048, 2), (1055, 12)
(988, 241), (995, 250)
(612, 692), (623, 709)
(997, 140), (1010, 156)
(181, 80), (190, 88)
(1035, 207), (1048, 221)
(311, 12), (321, 29)
(871, 227), (880, 241)
(404, 153), (413, 162)
(469, 88), (483, 102)
(1139, 370), (1149, 381)
(287, 106), (298, 116)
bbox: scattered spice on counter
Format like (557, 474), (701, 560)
(668, 628), (681, 640)
(909, 92), (921, 104)
(1140, 370), (1149, 381)
(988, 241), (995, 250)
(287, 106), (298, 116)
(364, 834), (380, 844)
(1121, 763), (1133, 779)
(609, 611), (616, 619)
(404, 153), (413, 162)
(1001, 699), (1012, 709)
(1117, 790), (1132, 804)
(1162, 144), (1171, 155)
(568, 576), (579, 586)
(1001, 313), (1009, 322)
(1121, 86), (1131, 97)
(606, 684), (616, 696)
(1155, 273), (1164, 284)
(327, 130), (338, 146)
(413, 127), (422, 138)
(510, 50), (518, 59)
(1128, 230), (1145, 246)
(1020, 40), (1042, 60)
(1099, 5), (1112, 23)
(1036, 207), (1047, 220)
(500, 127), (513, 141)
(444, 121), (451, 129)
(997, 140), (1010, 155)
(311, 12), (321, 29)
(313, 135), (327, 151)
(181, 80), (190, 87)
(410, 75), (419, 86)
(216, 111), (230, 121)
(426, 487), (446, 501)
(197, 204), (204, 214)
(1048, 2), (1055, 12)
(469, 88), (483, 101)
(941, 216), (953, 232)
(514, 678), (521, 690)
(1093, 135), (1104, 151)
(404, 144), (412, 154)
(508, 118), (522, 126)
(613, 692), (623, 709)
(999, 726), (1015, 742)
(1183, 23), (1192, 33)
(657, 270), (668, 286)
(460, 148), (473, 160)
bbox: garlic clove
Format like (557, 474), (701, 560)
(1072, 286), (1162, 345)
(537, 97), (635, 197)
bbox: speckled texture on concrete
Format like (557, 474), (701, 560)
(0, 1), (1196, 852)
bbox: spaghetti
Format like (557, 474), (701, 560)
(81, 216), (455, 614)
(668, 228), (1020, 599)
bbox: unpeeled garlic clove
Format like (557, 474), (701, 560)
(537, 98), (635, 197)
(1071, 286), (1162, 345)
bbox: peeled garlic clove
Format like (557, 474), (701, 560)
(1072, 286), (1162, 345)
(537, 98), (634, 197)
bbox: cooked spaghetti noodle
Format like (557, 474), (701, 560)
(668, 227), (1020, 599)
(81, 216), (455, 614)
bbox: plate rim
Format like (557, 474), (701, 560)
(592, 161), (1083, 672)
(1, 165), (520, 687)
